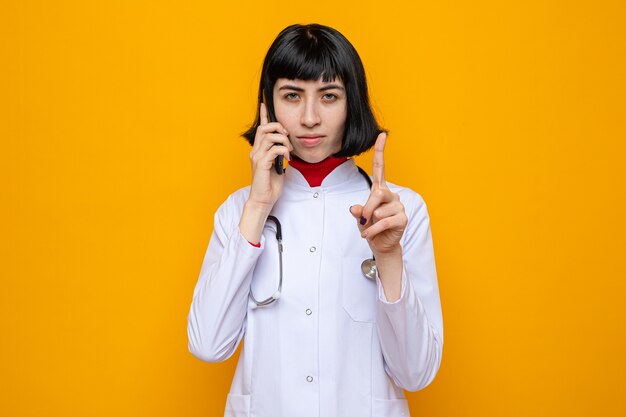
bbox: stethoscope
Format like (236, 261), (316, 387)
(250, 166), (377, 308)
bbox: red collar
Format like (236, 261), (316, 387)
(288, 156), (349, 187)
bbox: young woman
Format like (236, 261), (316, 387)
(187, 23), (443, 417)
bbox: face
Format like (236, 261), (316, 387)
(272, 77), (347, 163)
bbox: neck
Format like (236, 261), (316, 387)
(288, 156), (349, 187)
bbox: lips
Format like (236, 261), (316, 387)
(297, 135), (325, 147)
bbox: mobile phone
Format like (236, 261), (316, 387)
(268, 107), (284, 175)
(263, 91), (284, 175)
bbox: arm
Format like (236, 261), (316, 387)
(187, 193), (264, 362)
(188, 103), (292, 362)
(376, 194), (444, 391)
(348, 133), (443, 391)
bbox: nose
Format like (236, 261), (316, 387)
(300, 100), (321, 127)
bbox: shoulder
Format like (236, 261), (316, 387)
(385, 182), (433, 243)
(386, 181), (427, 215)
(223, 186), (251, 210)
(213, 186), (251, 226)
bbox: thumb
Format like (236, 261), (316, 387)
(349, 205), (367, 231)
(349, 204), (363, 219)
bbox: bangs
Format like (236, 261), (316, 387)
(266, 34), (346, 83)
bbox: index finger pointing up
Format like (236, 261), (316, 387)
(372, 132), (387, 187)
(260, 102), (269, 125)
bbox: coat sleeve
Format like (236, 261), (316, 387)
(187, 192), (264, 362)
(375, 192), (444, 391)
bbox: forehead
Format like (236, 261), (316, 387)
(274, 77), (345, 89)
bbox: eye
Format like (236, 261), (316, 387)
(322, 93), (338, 102)
(284, 92), (299, 100)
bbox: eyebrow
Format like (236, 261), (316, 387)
(277, 83), (345, 92)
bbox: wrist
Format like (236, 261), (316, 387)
(243, 199), (273, 217)
(373, 244), (403, 260)
(239, 200), (272, 244)
(374, 246), (403, 302)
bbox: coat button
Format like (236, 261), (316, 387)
(309, 246), (316, 253)
(306, 376), (313, 382)
(313, 192), (319, 198)
(305, 309), (312, 315)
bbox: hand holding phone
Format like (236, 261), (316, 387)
(240, 104), (291, 244)
(246, 102), (291, 212)
(262, 91), (287, 175)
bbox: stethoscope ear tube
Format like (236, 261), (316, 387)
(267, 215), (282, 240)
(356, 166), (377, 280)
(356, 166), (373, 188)
(249, 215), (283, 307)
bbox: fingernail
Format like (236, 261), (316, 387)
(360, 216), (367, 225)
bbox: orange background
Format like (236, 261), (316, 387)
(2, 1), (625, 416)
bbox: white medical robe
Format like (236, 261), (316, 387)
(188, 159), (444, 417)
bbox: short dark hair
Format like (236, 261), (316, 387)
(242, 23), (383, 157)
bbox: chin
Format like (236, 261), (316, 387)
(295, 146), (341, 164)
(294, 151), (328, 164)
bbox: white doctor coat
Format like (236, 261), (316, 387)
(188, 159), (443, 417)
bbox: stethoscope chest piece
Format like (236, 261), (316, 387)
(361, 258), (377, 280)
